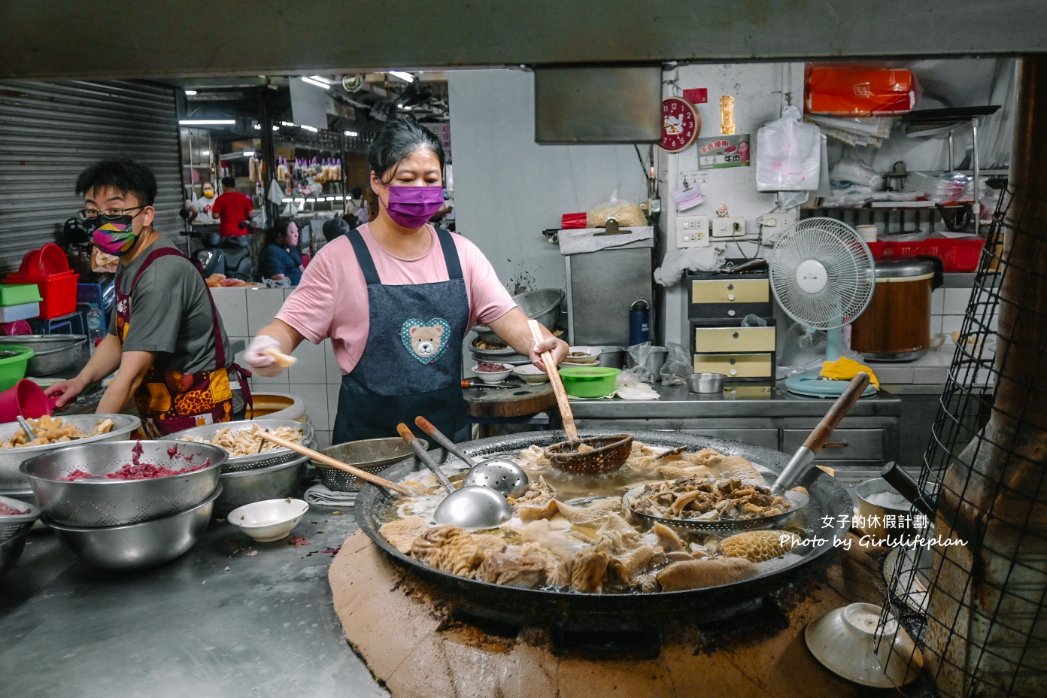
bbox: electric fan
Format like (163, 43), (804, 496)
(769, 217), (878, 398)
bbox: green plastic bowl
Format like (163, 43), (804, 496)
(558, 366), (620, 398)
(0, 346), (34, 392)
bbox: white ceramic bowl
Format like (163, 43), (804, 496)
(227, 497), (309, 542)
(471, 363), (512, 383)
(512, 364), (549, 384)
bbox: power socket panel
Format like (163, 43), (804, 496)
(676, 215), (709, 247)
(711, 216), (748, 240)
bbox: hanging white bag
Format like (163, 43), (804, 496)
(755, 106), (822, 191)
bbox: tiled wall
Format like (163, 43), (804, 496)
(212, 287), (342, 450)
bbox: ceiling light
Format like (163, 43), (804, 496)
(272, 125), (280, 131)
(184, 90), (198, 96)
(389, 71), (415, 83)
(242, 150), (256, 157)
(280, 121), (296, 127)
(344, 130), (358, 137)
(179, 119), (235, 126)
(252, 123), (261, 130)
(301, 125), (319, 133)
(308, 75), (332, 85)
(300, 76), (330, 90)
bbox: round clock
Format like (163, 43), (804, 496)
(660, 97), (701, 153)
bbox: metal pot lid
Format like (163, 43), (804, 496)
(874, 259), (935, 278)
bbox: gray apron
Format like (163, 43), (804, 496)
(333, 227), (470, 443)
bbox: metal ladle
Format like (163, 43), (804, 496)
(413, 416), (529, 498)
(16, 416), (37, 441)
(395, 423), (512, 530)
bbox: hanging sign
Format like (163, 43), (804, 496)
(660, 97), (701, 153)
(696, 134), (751, 170)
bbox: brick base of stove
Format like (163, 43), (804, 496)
(329, 530), (890, 697)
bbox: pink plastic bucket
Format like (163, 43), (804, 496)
(0, 379), (55, 422)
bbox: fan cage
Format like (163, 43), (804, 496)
(769, 217), (876, 330)
(876, 183), (1047, 696)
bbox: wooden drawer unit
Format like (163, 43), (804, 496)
(693, 353), (774, 379)
(693, 325), (776, 353)
(782, 428), (886, 462)
(688, 271), (772, 320)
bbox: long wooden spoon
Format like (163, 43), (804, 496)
(527, 319), (578, 441)
(256, 430), (413, 496)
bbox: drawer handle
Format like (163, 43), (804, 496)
(732, 332), (739, 339)
(727, 283), (734, 290)
(727, 309), (736, 317)
(727, 293), (736, 301)
(822, 440), (849, 449)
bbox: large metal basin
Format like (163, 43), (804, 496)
(0, 414), (141, 490)
(356, 430), (852, 630)
(215, 455), (307, 514)
(0, 335), (90, 377)
(20, 439), (226, 527)
(172, 418), (316, 472)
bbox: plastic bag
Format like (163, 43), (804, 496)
(615, 369), (659, 400)
(625, 342), (658, 383)
(755, 106), (822, 192)
(658, 342), (690, 386)
(586, 187), (646, 228)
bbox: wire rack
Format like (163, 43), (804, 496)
(877, 182), (1047, 695)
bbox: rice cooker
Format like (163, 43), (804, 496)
(850, 259), (937, 362)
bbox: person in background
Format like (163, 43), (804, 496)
(259, 218), (303, 285)
(322, 217), (351, 244)
(210, 175), (253, 244)
(46, 159), (247, 435)
(242, 117), (567, 443)
(185, 181), (218, 226)
(344, 185), (369, 224)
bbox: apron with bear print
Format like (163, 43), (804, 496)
(333, 227), (470, 443)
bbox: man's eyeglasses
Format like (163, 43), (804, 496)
(76, 206), (146, 222)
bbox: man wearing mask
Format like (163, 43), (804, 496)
(211, 175), (254, 244)
(46, 159), (248, 435)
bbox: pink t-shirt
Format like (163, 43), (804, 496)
(276, 224), (515, 374)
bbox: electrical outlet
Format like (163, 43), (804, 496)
(778, 208), (798, 233)
(711, 216), (747, 239)
(676, 215), (709, 247)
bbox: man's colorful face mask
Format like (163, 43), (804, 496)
(91, 215), (139, 256)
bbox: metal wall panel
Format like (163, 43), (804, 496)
(0, 80), (181, 275)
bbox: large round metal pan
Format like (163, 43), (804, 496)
(355, 430), (852, 630)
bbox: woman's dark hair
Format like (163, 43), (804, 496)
(75, 158), (157, 205)
(350, 185), (363, 199)
(221, 176), (236, 188)
(266, 217), (299, 246)
(368, 117), (445, 182)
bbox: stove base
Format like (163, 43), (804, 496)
(329, 531), (893, 697)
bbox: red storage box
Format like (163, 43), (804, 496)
(560, 212), (588, 229)
(867, 237), (985, 273)
(5, 243), (79, 319)
(805, 65), (918, 116)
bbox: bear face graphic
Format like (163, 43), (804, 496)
(410, 324), (444, 358)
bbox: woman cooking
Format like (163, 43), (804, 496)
(244, 117), (568, 442)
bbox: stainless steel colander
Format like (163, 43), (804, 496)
(20, 440), (226, 527)
(172, 419), (315, 472)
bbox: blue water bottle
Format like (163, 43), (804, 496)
(629, 299), (650, 345)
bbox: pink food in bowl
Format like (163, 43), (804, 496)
(0, 501), (29, 516)
(475, 362), (509, 373)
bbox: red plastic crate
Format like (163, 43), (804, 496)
(5, 244), (79, 319)
(866, 236), (985, 272)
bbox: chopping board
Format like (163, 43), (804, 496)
(462, 380), (555, 420)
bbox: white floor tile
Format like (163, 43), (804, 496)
(931, 289), (945, 314)
(943, 288), (972, 315)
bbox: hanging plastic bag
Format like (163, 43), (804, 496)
(755, 106), (822, 192)
(658, 342), (691, 387)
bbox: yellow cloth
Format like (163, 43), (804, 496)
(820, 356), (880, 390)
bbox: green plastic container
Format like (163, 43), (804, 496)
(0, 345), (34, 392)
(0, 284), (42, 307)
(558, 366), (620, 398)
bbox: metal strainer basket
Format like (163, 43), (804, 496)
(312, 437), (428, 492)
(0, 494), (39, 545)
(172, 419), (315, 472)
(19, 440), (226, 527)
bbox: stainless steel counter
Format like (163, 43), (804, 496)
(0, 510), (386, 698)
(569, 383), (902, 419)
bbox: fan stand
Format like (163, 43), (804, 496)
(784, 325), (878, 399)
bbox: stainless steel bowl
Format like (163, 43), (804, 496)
(1, 494), (40, 578)
(592, 346), (626, 369)
(20, 439), (226, 527)
(0, 335), (90, 377)
(216, 455), (307, 514)
(472, 288), (566, 341)
(312, 438), (427, 492)
(45, 485), (221, 570)
(172, 418), (316, 472)
(688, 372), (725, 393)
(0, 414), (142, 490)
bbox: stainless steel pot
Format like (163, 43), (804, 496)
(0, 335), (90, 377)
(688, 372), (725, 393)
(215, 455), (307, 514)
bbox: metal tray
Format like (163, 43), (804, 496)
(172, 419), (315, 472)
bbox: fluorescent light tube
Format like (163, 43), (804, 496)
(344, 130), (358, 137)
(389, 71), (415, 83)
(184, 90), (198, 96)
(301, 76), (330, 90)
(178, 119), (235, 126)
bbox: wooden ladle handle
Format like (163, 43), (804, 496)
(527, 319), (578, 441)
(256, 430), (413, 496)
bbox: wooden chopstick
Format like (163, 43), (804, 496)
(527, 319), (578, 441)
